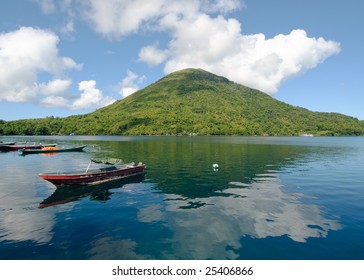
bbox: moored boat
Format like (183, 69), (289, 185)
(39, 158), (146, 188)
(20, 145), (86, 155)
(0, 143), (57, 152)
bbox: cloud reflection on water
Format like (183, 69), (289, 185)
(136, 174), (341, 259)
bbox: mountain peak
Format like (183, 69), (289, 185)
(163, 68), (230, 84)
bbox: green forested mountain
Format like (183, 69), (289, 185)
(1, 68), (364, 136)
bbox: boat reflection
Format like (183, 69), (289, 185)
(39, 175), (144, 208)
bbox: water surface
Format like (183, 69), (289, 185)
(0, 136), (363, 259)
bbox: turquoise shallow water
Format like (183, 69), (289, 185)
(0, 136), (363, 259)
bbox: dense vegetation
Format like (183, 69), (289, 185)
(1, 68), (364, 136)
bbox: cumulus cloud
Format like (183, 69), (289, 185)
(38, 80), (116, 109)
(0, 27), (81, 103)
(80, 0), (241, 38)
(81, 0), (163, 38)
(40, 95), (69, 108)
(159, 14), (340, 94)
(164, 26), (341, 93)
(139, 44), (168, 66)
(71, 80), (116, 110)
(38, 79), (73, 96)
(117, 70), (146, 98)
(0, 26), (118, 112)
(79, 0), (340, 94)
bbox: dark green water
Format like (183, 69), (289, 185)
(1, 136), (363, 259)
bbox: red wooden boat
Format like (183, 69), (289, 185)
(39, 159), (146, 188)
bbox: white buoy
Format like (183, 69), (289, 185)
(213, 163), (219, 169)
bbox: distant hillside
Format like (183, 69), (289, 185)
(1, 68), (364, 136)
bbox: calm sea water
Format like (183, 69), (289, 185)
(0, 136), (363, 260)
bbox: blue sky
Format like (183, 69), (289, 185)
(0, 0), (363, 121)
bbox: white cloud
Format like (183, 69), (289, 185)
(60, 0), (76, 35)
(139, 44), (168, 66)
(162, 19), (341, 94)
(79, 0), (340, 94)
(35, 0), (56, 14)
(117, 70), (146, 98)
(0, 27), (117, 112)
(0, 27), (81, 103)
(38, 80), (115, 109)
(71, 80), (115, 110)
(81, 0), (163, 38)
(40, 95), (69, 108)
(80, 0), (240, 38)
(164, 15), (243, 66)
(36, 0), (76, 35)
(60, 20), (75, 34)
(200, 0), (243, 14)
(38, 79), (72, 96)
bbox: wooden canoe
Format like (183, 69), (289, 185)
(21, 145), (86, 155)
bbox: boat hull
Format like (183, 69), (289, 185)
(39, 164), (146, 188)
(21, 145), (86, 154)
(0, 144), (56, 151)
